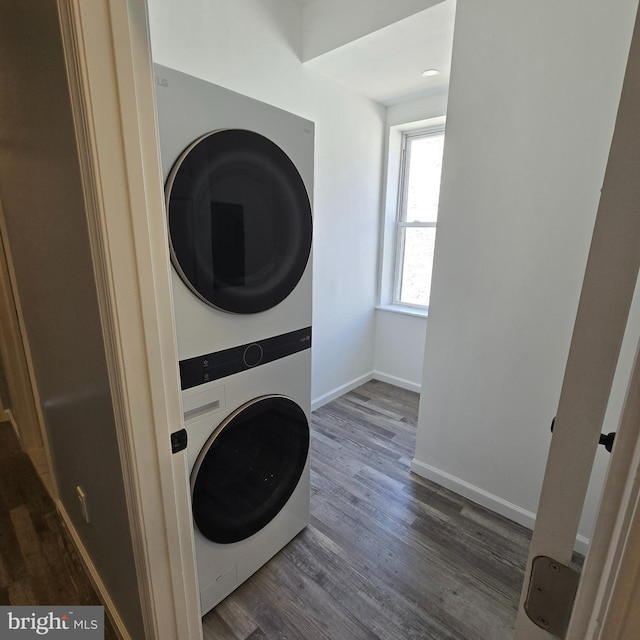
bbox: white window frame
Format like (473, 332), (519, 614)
(377, 115), (446, 317)
(392, 123), (445, 312)
(392, 125), (445, 311)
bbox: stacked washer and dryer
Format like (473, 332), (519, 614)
(154, 64), (314, 616)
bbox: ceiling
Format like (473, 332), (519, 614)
(299, 0), (456, 105)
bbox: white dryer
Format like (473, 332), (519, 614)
(153, 64), (314, 363)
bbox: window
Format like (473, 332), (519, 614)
(393, 127), (445, 309)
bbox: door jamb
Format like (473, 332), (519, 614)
(567, 339), (640, 638)
(57, 1), (201, 638)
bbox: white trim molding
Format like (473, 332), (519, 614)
(312, 372), (421, 413)
(312, 373), (374, 412)
(372, 371), (421, 394)
(58, 504), (131, 640)
(57, 1), (201, 638)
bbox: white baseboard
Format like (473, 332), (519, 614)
(371, 370), (421, 394)
(311, 371), (422, 412)
(57, 503), (131, 640)
(311, 372), (374, 411)
(410, 459), (590, 556)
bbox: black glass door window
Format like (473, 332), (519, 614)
(166, 129), (312, 314)
(191, 396), (309, 544)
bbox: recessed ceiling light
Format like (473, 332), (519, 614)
(421, 69), (440, 78)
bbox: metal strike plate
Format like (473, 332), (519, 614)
(524, 556), (580, 638)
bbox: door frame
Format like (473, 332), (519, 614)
(568, 341), (640, 638)
(0, 197), (44, 454)
(565, 13), (640, 634)
(57, 1), (200, 638)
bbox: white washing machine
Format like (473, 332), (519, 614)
(154, 65), (313, 615)
(153, 64), (314, 363)
(182, 347), (311, 615)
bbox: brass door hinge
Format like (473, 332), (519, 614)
(524, 555), (580, 638)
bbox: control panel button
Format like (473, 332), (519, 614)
(243, 343), (263, 367)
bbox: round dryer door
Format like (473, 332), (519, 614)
(165, 129), (312, 314)
(191, 395), (309, 544)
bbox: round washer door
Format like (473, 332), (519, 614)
(191, 395), (309, 544)
(166, 129), (312, 314)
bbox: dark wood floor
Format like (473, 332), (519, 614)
(0, 420), (118, 639)
(0, 381), (534, 640)
(203, 380), (532, 640)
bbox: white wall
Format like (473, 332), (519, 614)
(147, 0), (385, 406)
(412, 0), (640, 548)
(373, 310), (426, 392)
(301, 0), (445, 61)
(385, 91), (448, 129)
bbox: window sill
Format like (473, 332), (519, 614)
(375, 304), (428, 319)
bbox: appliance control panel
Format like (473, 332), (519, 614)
(179, 326), (311, 390)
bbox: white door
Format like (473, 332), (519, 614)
(514, 6), (640, 639)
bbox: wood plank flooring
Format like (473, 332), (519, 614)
(203, 380), (533, 640)
(0, 420), (118, 639)
(0, 381), (536, 639)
